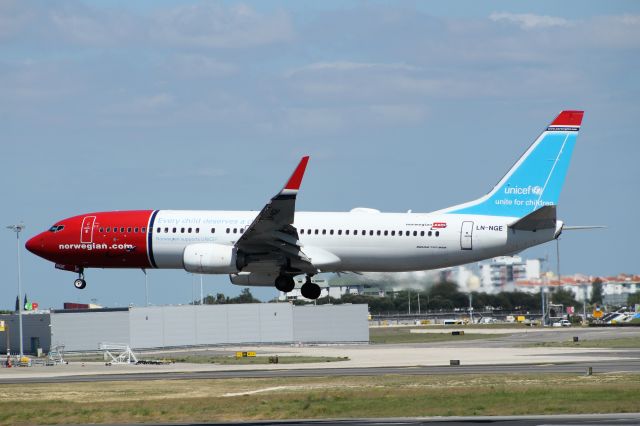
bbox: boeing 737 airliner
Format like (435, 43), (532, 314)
(26, 111), (584, 299)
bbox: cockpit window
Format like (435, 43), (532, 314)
(48, 225), (64, 233)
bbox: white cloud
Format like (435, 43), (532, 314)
(104, 93), (174, 118)
(158, 167), (228, 179)
(151, 3), (293, 48)
(50, 7), (136, 45)
(0, 0), (32, 41)
(167, 55), (237, 79)
(287, 61), (418, 77)
(368, 104), (429, 125)
(489, 12), (573, 30)
(618, 14), (640, 25)
(0, 2), (293, 49)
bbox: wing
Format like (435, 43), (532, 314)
(236, 156), (315, 273)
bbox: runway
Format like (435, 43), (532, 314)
(81, 413), (640, 425)
(2, 359), (639, 384)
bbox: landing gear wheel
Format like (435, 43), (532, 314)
(275, 275), (295, 292)
(301, 282), (321, 300)
(74, 278), (86, 290)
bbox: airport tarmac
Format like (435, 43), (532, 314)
(121, 413), (640, 426)
(0, 327), (638, 383)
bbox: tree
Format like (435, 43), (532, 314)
(551, 288), (578, 307)
(203, 293), (229, 305)
(429, 281), (467, 308)
(591, 278), (604, 305)
(231, 288), (261, 304)
(15, 295), (19, 312)
(627, 292), (640, 306)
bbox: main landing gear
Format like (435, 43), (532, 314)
(275, 275), (295, 293)
(274, 274), (322, 300)
(73, 269), (86, 290)
(301, 275), (321, 300)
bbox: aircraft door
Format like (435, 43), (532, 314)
(80, 216), (96, 244)
(460, 221), (473, 250)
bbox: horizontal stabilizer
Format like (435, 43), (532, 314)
(508, 205), (556, 231)
(562, 225), (606, 231)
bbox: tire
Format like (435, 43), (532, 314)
(301, 283), (321, 300)
(275, 275), (295, 292)
(74, 279), (86, 290)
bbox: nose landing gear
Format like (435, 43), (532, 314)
(73, 269), (86, 289)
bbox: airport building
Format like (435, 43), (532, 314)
(0, 303), (369, 354)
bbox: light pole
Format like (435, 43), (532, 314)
(142, 269), (149, 307)
(7, 223), (25, 357)
(200, 274), (204, 305)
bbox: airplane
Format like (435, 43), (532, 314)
(26, 110), (584, 300)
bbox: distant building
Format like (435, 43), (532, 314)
(602, 276), (640, 306)
(478, 256), (541, 293)
(516, 273), (640, 307)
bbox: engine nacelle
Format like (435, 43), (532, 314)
(183, 243), (243, 274)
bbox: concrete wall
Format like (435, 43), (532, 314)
(2, 304), (369, 352)
(51, 310), (130, 352)
(293, 304), (369, 342)
(0, 313), (51, 355)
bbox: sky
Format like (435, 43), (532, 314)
(1, 0), (639, 310)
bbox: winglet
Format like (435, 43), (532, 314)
(549, 110), (584, 128)
(283, 156), (310, 191)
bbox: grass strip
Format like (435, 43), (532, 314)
(527, 337), (640, 348)
(1, 373), (638, 425)
(370, 326), (500, 344)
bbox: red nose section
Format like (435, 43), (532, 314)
(25, 235), (43, 256)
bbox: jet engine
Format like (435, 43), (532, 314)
(183, 243), (245, 274)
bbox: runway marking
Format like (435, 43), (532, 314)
(222, 385), (302, 397)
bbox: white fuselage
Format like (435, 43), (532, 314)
(151, 209), (558, 272)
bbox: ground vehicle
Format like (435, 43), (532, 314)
(552, 319), (571, 327)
